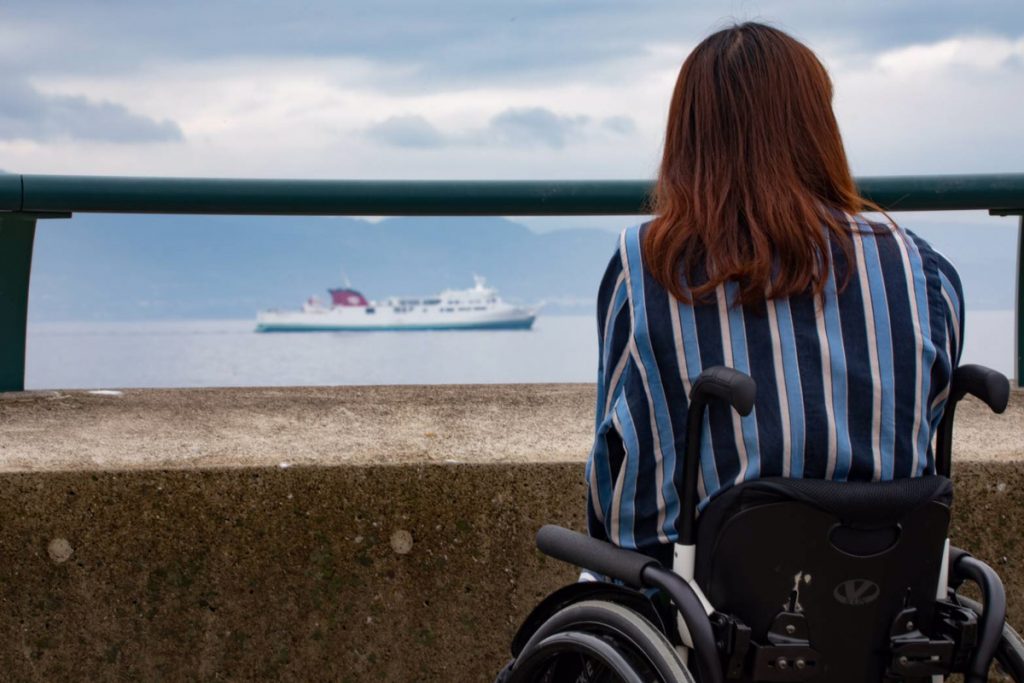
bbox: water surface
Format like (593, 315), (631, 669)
(25, 311), (1014, 390)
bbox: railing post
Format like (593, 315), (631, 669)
(0, 213), (36, 392)
(1018, 215), (1024, 387)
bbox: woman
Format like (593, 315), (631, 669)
(585, 23), (964, 558)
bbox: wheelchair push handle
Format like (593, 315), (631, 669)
(688, 365), (757, 417)
(535, 525), (659, 589)
(680, 367), (757, 545)
(951, 364), (1010, 413)
(935, 364), (1010, 477)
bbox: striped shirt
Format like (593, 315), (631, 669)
(585, 216), (964, 552)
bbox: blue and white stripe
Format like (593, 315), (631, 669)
(585, 217), (965, 552)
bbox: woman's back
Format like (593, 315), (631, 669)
(585, 22), (967, 553)
(586, 215), (963, 550)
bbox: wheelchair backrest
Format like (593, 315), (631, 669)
(695, 476), (953, 683)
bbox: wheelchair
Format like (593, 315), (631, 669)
(499, 364), (1019, 682)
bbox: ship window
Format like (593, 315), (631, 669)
(366, 308), (376, 314)
(474, 306), (486, 311)
(423, 299), (441, 305)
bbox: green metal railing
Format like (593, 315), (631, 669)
(1, 173), (1023, 392)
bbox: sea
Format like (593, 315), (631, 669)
(24, 311), (1015, 390)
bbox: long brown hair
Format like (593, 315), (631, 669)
(645, 22), (876, 306)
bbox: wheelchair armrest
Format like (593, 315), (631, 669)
(535, 525), (658, 589)
(533, 527), (725, 683)
(950, 364), (1010, 414)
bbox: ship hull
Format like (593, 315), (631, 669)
(255, 308), (537, 332)
(255, 317), (536, 332)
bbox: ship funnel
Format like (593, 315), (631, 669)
(329, 288), (368, 307)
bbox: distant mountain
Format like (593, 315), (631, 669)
(28, 215), (620, 321)
(27, 214), (1013, 322)
(903, 220), (1016, 311)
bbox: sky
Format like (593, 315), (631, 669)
(1, 1), (1022, 236)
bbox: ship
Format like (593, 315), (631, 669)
(255, 276), (539, 332)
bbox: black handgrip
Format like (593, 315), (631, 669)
(951, 364), (1010, 414)
(936, 364), (1011, 476)
(689, 366), (757, 417)
(679, 367), (757, 544)
(535, 525), (660, 589)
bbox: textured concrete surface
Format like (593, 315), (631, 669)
(0, 464), (583, 681)
(2, 384), (1021, 470)
(0, 385), (594, 471)
(0, 385), (1021, 681)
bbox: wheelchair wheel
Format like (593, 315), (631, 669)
(957, 596), (1024, 682)
(507, 599), (693, 683)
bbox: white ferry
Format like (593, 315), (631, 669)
(256, 276), (539, 332)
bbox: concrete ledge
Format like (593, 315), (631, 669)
(2, 384), (1021, 470)
(0, 385), (1022, 680)
(0, 385), (596, 471)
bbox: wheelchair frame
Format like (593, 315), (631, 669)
(504, 364), (1015, 683)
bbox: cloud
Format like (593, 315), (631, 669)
(602, 116), (636, 134)
(366, 108), (635, 149)
(487, 108), (588, 148)
(829, 32), (1024, 175)
(0, 77), (183, 143)
(366, 115), (446, 148)
(0, 6), (1020, 189)
(7, 1), (1021, 92)
(875, 36), (1024, 75)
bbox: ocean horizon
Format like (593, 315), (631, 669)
(24, 310), (1015, 391)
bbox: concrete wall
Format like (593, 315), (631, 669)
(1, 385), (1022, 681)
